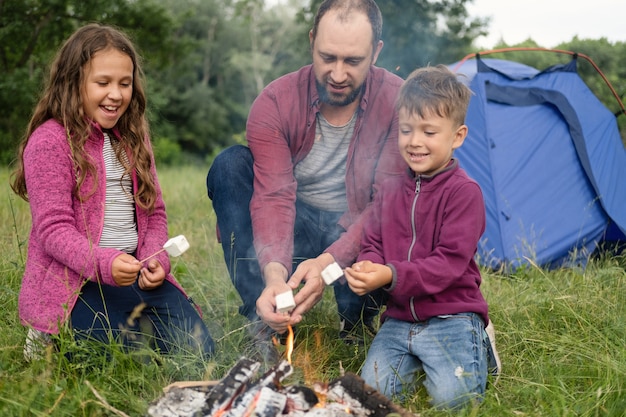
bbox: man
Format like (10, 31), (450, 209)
(206, 0), (404, 359)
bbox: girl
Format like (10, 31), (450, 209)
(11, 24), (214, 360)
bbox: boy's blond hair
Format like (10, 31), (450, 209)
(396, 64), (471, 127)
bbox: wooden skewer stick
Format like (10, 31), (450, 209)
(163, 380), (219, 393)
(138, 248), (166, 264)
(138, 235), (190, 263)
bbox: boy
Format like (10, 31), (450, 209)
(344, 65), (497, 409)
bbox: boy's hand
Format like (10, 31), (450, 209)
(111, 253), (142, 286)
(344, 260), (392, 295)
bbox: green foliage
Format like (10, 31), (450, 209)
(297, 0), (489, 78)
(0, 0), (491, 164)
(2, 165), (626, 416)
(152, 136), (184, 166)
(0, 67), (41, 165)
(0, 0), (175, 165)
(1, 0), (624, 161)
(376, 0), (489, 77)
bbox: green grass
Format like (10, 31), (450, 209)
(1, 165), (625, 416)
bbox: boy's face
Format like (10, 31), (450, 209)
(398, 107), (467, 176)
(81, 48), (133, 130)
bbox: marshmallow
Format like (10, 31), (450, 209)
(321, 262), (343, 285)
(163, 235), (190, 257)
(275, 290), (296, 313)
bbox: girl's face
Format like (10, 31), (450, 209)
(398, 107), (467, 176)
(81, 48), (133, 129)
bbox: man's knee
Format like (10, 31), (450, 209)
(211, 145), (251, 173)
(207, 145), (253, 199)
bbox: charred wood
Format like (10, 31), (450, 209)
(202, 357), (261, 416)
(327, 372), (416, 417)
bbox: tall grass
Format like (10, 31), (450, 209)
(1, 165), (625, 416)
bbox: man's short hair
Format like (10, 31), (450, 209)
(311, 0), (382, 53)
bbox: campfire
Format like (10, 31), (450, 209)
(147, 326), (416, 417)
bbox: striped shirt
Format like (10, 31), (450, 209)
(294, 112), (356, 212)
(99, 133), (138, 254)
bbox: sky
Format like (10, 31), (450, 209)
(467, 0), (626, 48)
(267, 0), (626, 49)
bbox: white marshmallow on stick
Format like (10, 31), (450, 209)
(321, 262), (344, 285)
(139, 235), (190, 263)
(275, 290), (296, 313)
(163, 235), (190, 257)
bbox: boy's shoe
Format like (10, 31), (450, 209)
(485, 321), (502, 383)
(24, 328), (54, 361)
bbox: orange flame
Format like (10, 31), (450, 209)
(286, 324), (294, 364)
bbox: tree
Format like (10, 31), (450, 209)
(3, 0), (622, 163)
(377, 0), (488, 78)
(295, 0), (488, 79)
(0, 0), (174, 164)
(141, 0), (310, 159)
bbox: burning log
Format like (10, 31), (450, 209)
(145, 386), (208, 417)
(221, 360), (293, 417)
(147, 357), (417, 417)
(241, 386), (287, 416)
(147, 357), (260, 417)
(327, 373), (415, 417)
(203, 357), (261, 416)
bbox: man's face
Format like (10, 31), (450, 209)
(310, 10), (382, 107)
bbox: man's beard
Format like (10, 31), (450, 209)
(316, 78), (364, 107)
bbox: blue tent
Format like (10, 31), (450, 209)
(450, 53), (626, 270)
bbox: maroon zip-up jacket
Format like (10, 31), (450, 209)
(358, 159), (490, 325)
(247, 64), (404, 270)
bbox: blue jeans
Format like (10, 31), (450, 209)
(71, 280), (214, 358)
(361, 313), (489, 410)
(206, 145), (383, 327)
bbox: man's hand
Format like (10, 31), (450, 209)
(344, 260), (392, 296)
(138, 259), (166, 290)
(111, 253), (142, 286)
(256, 262), (292, 333)
(287, 253), (334, 324)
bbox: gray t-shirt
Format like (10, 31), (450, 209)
(294, 112), (356, 212)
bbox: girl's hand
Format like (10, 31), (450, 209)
(138, 260), (166, 290)
(112, 253), (142, 286)
(344, 260), (392, 296)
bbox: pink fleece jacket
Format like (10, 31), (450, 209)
(19, 119), (187, 333)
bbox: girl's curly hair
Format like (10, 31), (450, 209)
(11, 23), (157, 212)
